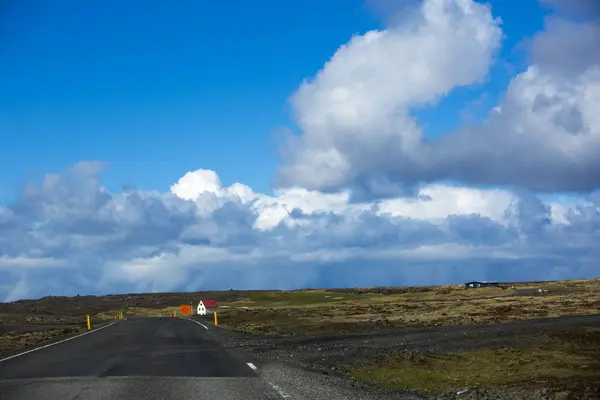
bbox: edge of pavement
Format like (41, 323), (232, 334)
(0, 318), (124, 361)
(183, 315), (265, 374)
(183, 316), (429, 400)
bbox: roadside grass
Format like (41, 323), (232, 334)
(4, 278), (600, 339)
(121, 305), (200, 318)
(0, 327), (86, 354)
(0, 313), (80, 325)
(93, 310), (126, 320)
(109, 290), (600, 331)
(351, 327), (600, 396)
(216, 280), (600, 335)
(121, 306), (180, 317)
(227, 290), (378, 309)
(121, 285), (532, 333)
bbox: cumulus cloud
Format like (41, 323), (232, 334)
(277, 0), (600, 195)
(277, 0), (502, 195)
(530, 16), (600, 76)
(1, 165), (599, 301)
(434, 65), (600, 190)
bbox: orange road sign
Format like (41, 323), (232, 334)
(179, 305), (192, 315)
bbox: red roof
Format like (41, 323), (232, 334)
(202, 299), (217, 308)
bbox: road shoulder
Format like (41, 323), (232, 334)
(0, 319), (121, 361)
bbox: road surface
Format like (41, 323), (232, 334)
(0, 317), (282, 400)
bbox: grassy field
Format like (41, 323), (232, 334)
(200, 279), (600, 397)
(351, 327), (600, 397)
(94, 307), (179, 319)
(0, 326), (86, 354)
(0, 311), (120, 356)
(209, 279), (600, 335)
(4, 279), (598, 397)
(118, 279), (600, 335)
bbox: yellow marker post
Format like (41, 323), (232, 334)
(213, 311), (218, 326)
(86, 315), (91, 330)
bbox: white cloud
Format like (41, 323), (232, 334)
(277, 0), (600, 195)
(0, 164), (598, 301)
(170, 169), (353, 230)
(378, 184), (515, 223)
(170, 169), (223, 200)
(277, 0), (502, 192)
(170, 169), (522, 229)
(437, 64), (600, 190)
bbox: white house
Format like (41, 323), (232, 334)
(197, 299), (218, 315)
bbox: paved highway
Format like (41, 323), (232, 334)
(0, 317), (283, 400)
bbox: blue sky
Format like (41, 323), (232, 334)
(1, 0), (599, 300)
(1, 0), (377, 195)
(1, 0), (546, 196)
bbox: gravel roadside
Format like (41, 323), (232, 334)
(256, 362), (427, 400)
(215, 314), (600, 399)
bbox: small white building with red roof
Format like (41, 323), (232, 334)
(197, 299), (218, 315)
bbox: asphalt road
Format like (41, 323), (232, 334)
(0, 317), (283, 400)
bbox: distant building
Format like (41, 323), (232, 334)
(197, 299), (218, 315)
(464, 281), (499, 289)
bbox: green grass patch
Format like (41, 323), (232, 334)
(0, 327), (86, 353)
(351, 329), (600, 396)
(233, 286), (516, 309)
(93, 310), (125, 320)
(238, 290), (372, 308)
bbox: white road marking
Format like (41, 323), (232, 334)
(187, 318), (209, 330)
(247, 362), (257, 371)
(268, 381), (292, 399)
(0, 320), (120, 363)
